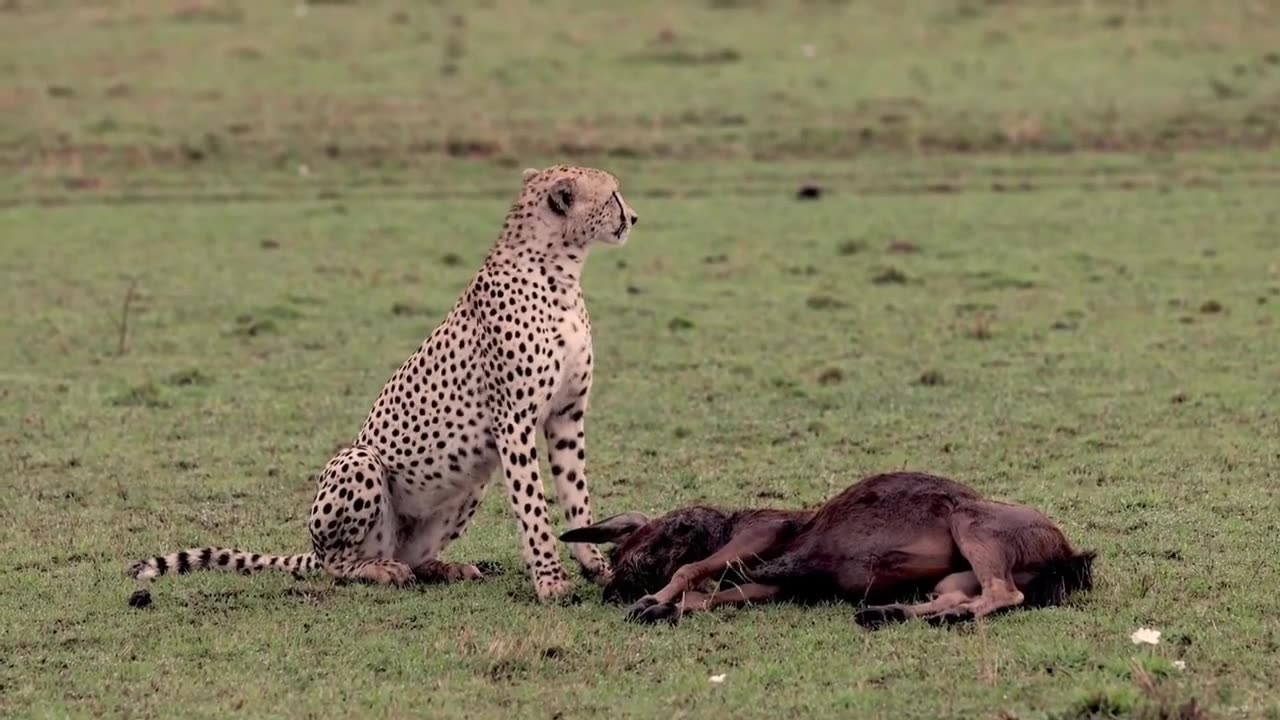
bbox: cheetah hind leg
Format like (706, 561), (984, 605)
(309, 447), (412, 587)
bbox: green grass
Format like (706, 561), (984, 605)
(3, 1), (1280, 718)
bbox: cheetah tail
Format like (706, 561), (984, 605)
(126, 547), (321, 581)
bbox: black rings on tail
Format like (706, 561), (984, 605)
(126, 547), (320, 581)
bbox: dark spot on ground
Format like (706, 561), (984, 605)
(441, 252), (463, 267)
(232, 308), (294, 336)
(260, 238), (280, 249)
(63, 176), (102, 191)
(172, 2), (243, 23)
(1051, 319), (1077, 331)
(234, 319), (278, 336)
(1199, 300), (1223, 314)
(445, 139), (500, 158)
(1163, 549), (1184, 561)
(917, 370), (945, 386)
(887, 240), (919, 254)
(635, 47), (741, 66)
(796, 184), (823, 200)
(703, 253), (728, 264)
(46, 84), (74, 98)
(166, 369), (213, 387)
(806, 294), (847, 310)
(111, 383), (169, 409)
(540, 646), (565, 661)
(966, 315), (993, 340)
(668, 317), (695, 331)
(1171, 391), (1188, 404)
(625, 285), (644, 295)
(488, 659), (525, 682)
(817, 367), (844, 385)
(673, 427), (691, 439)
(836, 239), (865, 256)
(392, 301), (428, 316)
(175, 459), (198, 471)
(872, 267), (909, 285)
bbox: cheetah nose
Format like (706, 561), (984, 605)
(629, 214), (638, 226)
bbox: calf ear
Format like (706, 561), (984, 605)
(559, 512), (649, 544)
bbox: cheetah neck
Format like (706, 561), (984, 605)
(485, 229), (589, 312)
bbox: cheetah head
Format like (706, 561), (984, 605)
(559, 507), (737, 604)
(519, 165), (638, 249)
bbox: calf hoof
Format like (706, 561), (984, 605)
(624, 595), (680, 625)
(630, 600), (680, 626)
(854, 606), (907, 629)
(624, 595), (660, 621)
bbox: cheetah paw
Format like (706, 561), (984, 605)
(582, 563), (613, 587)
(358, 560), (414, 587)
(535, 576), (578, 604)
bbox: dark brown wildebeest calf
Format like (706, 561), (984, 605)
(560, 472), (1095, 626)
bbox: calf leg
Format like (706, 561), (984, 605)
(624, 522), (790, 622)
(924, 503), (1031, 624)
(855, 571), (979, 628)
(632, 583), (783, 625)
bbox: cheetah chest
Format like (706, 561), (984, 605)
(543, 312), (593, 423)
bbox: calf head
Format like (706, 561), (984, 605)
(560, 506), (737, 603)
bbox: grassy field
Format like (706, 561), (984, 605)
(3, 1), (1280, 718)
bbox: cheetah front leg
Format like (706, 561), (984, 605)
(544, 407), (610, 586)
(495, 414), (575, 603)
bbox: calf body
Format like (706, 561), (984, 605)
(561, 472), (1095, 626)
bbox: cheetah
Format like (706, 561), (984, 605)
(127, 165), (638, 603)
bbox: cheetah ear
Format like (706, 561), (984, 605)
(521, 167), (539, 183)
(559, 512), (649, 545)
(547, 177), (575, 216)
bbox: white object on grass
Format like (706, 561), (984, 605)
(1130, 627), (1161, 645)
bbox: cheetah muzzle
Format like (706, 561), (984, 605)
(126, 165), (639, 605)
